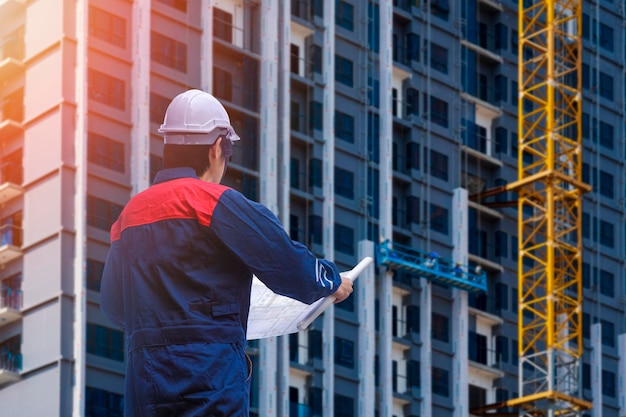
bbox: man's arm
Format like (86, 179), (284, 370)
(100, 244), (125, 329)
(210, 190), (345, 305)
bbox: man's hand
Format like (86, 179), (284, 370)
(333, 276), (354, 303)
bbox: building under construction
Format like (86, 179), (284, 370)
(0, 0), (624, 416)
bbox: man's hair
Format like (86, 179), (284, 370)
(163, 144), (212, 177)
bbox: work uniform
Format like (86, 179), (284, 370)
(100, 167), (342, 417)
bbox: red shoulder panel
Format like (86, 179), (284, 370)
(110, 178), (229, 242)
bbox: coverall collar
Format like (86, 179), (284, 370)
(153, 167), (198, 185)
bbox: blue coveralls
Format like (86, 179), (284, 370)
(100, 167), (342, 417)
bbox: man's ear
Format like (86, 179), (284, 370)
(209, 137), (223, 161)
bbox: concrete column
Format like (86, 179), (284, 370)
(357, 240), (376, 417)
(591, 323), (602, 417)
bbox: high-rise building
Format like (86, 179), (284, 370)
(0, 0), (624, 416)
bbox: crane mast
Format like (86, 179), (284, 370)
(506, 0), (592, 415)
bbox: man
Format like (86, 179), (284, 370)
(100, 89), (353, 416)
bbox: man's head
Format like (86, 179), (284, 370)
(158, 89), (239, 182)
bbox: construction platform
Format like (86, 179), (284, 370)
(377, 240), (487, 293)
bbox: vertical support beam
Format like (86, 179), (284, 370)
(259, 1), (279, 415)
(131, 1), (151, 195)
(452, 188), (468, 417)
(420, 280), (432, 417)
(378, 1), (393, 416)
(619, 334), (626, 417)
(276, 2), (291, 416)
(591, 323), (602, 417)
(321, 1), (336, 416)
(200, 0), (213, 93)
(358, 240), (376, 417)
(72, 1), (88, 415)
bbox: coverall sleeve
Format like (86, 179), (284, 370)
(100, 244), (125, 330)
(210, 190), (343, 305)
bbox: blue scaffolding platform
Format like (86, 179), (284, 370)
(376, 240), (487, 293)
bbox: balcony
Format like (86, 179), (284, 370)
(468, 344), (504, 379)
(0, 162), (23, 204)
(0, 27), (25, 81)
(0, 224), (23, 264)
(468, 293), (504, 323)
(468, 237), (504, 272)
(213, 11), (260, 55)
(0, 350), (21, 386)
(0, 287), (22, 327)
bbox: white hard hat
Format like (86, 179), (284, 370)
(158, 89), (240, 145)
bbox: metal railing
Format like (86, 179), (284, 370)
(0, 224), (22, 247)
(0, 287), (22, 310)
(0, 350), (21, 372)
(213, 16), (260, 54)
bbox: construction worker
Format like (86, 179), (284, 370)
(100, 89), (354, 417)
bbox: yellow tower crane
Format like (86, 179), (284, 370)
(505, 0), (592, 416)
(471, 1), (592, 416)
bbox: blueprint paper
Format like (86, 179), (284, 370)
(246, 257), (374, 340)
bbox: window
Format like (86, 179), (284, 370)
(406, 305), (420, 334)
(511, 81), (518, 107)
(213, 67), (233, 102)
(469, 331), (488, 364)
(367, 112), (380, 162)
(432, 367), (449, 396)
(405, 88), (419, 116)
(429, 96), (449, 128)
(151, 31), (187, 72)
(336, 0), (354, 31)
(309, 101), (323, 131)
(368, 78), (380, 108)
(367, 2), (379, 52)
(582, 362), (590, 390)
(599, 219), (614, 248)
(308, 215), (322, 245)
(290, 44), (300, 74)
(87, 196), (123, 231)
(309, 158), (322, 188)
(335, 110), (354, 143)
(599, 120), (614, 149)
(603, 370), (616, 397)
(334, 393), (354, 417)
(495, 231), (508, 258)
(598, 170), (613, 198)
(469, 385), (487, 410)
(494, 127), (508, 155)
(496, 335), (509, 364)
(88, 133), (124, 173)
(335, 223), (354, 255)
(406, 33), (420, 62)
(86, 259), (105, 292)
(1, 274), (21, 310)
(599, 22), (614, 51)
(432, 312), (448, 342)
(599, 72), (613, 100)
(156, 0), (187, 12)
(429, 149), (448, 181)
(429, 203), (449, 235)
(334, 337), (354, 368)
(335, 55), (354, 87)
(310, 44), (322, 74)
(86, 323), (124, 361)
(213, 8), (233, 43)
(88, 69), (125, 110)
(599, 269), (614, 297)
(85, 386), (124, 417)
(0, 211), (22, 248)
(495, 282), (508, 311)
(511, 339), (518, 365)
(406, 196), (420, 224)
(430, 42), (448, 73)
(494, 23), (508, 51)
(150, 93), (171, 124)
(495, 75), (508, 103)
(89, 6), (125, 48)
(335, 167), (354, 199)
(406, 142), (419, 170)
(431, 0), (449, 21)
(601, 319), (614, 347)
(309, 329), (322, 359)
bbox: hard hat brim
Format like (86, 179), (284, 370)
(163, 127), (240, 145)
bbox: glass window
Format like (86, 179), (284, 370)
(335, 110), (354, 143)
(602, 370), (616, 397)
(432, 312), (449, 342)
(156, 0), (187, 12)
(88, 69), (125, 110)
(151, 31), (187, 73)
(430, 42), (448, 73)
(88, 132), (124, 173)
(89, 6), (125, 48)
(86, 196), (123, 231)
(309, 101), (323, 131)
(432, 367), (449, 396)
(335, 55), (354, 87)
(336, 0), (354, 31)
(429, 203), (449, 235)
(334, 337), (354, 368)
(334, 393), (354, 417)
(335, 167), (354, 199)
(429, 149), (448, 181)
(86, 259), (105, 292)
(601, 319), (614, 347)
(599, 72), (613, 100)
(86, 323), (124, 361)
(429, 95), (449, 128)
(85, 386), (124, 417)
(599, 22), (614, 52)
(335, 223), (354, 255)
(599, 269), (614, 297)
(309, 158), (322, 188)
(213, 8), (233, 43)
(599, 219), (614, 248)
(599, 170), (613, 198)
(599, 121), (614, 149)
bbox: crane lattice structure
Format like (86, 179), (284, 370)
(506, 0), (592, 416)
